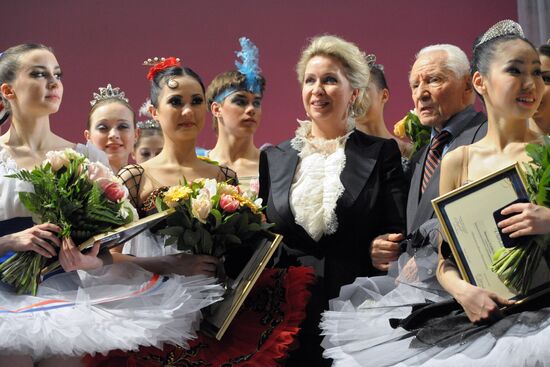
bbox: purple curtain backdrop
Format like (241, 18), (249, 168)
(2, 0), (517, 148)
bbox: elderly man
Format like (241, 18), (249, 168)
(371, 44), (487, 271)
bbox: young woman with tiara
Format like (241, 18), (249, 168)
(205, 37), (265, 195)
(85, 84), (139, 173)
(321, 20), (550, 367)
(354, 57), (412, 158)
(87, 51), (314, 367)
(0, 44), (221, 366)
(133, 100), (164, 164)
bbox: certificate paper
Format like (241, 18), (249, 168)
(433, 163), (550, 300)
(443, 176), (518, 298)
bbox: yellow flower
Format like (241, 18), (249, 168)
(234, 194), (260, 214)
(393, 117), (407, 138)
(163, 185), (193, 207)
(218, 182), (239, 196)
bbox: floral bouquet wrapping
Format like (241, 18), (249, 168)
(491, 136), (550, 295)
(393, 110), (431, 158)
(156, 178), (273, 259)
(0, 149), (136, 295)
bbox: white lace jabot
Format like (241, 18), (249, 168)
(289, 120), (353, 242)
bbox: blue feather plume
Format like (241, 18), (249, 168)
(235, 37), (261, 94)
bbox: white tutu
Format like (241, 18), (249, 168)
(0, 262), (223, 360)
(321, 219), (550, 367)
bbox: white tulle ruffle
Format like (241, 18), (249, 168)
(0, 262), (223, 360)
(321, 236), (550, 366)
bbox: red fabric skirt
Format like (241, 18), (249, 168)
(84, 266), (315, 367)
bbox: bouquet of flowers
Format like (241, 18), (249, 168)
(156, 178), (272, 258)
(393, 110), (431, 157)
(491, 136), (550, 294)
(0, 149), (135, 295)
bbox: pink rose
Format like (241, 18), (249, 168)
(99, 180), (127, 202)
(87, 162), (113, 182)
(220, 194), (240, 213)
(249, 178), (260, 195)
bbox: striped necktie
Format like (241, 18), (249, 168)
(421, 130), (451, 193)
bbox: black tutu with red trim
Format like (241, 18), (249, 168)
(85, 266), (315, 367)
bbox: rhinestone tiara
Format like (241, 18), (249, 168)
(90, 84), (128, 107)
(476, 19), (524, 49)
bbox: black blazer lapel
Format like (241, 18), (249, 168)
(339, 132), (380, 208)
(265, 143), (300, 231)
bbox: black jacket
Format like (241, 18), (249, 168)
(259, 129), (407, 298)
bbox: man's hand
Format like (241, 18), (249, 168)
(371, 233), (404, 271)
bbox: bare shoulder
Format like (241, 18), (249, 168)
(440, 146), (466, 194)
(441, 146), (466, 172)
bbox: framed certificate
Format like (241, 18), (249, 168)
(202, 231), (283, 340)
(432, 163), (550, 300)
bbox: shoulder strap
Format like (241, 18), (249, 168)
(117, 164), (145, 209)
(460, 146), (470, 186)
(218, 165), (238, 186)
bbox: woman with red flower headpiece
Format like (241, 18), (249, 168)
(84, 51), (314, 367)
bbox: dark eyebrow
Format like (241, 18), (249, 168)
(28, 65), (61, 70)
(507, 59), (541, 65)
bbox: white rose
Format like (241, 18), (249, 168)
(191, 191), (212, 224)
(45, 150), (70, 171)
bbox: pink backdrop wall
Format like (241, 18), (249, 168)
(3, 0), (517, 148)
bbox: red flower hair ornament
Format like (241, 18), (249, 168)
(144, 57), (182, 81)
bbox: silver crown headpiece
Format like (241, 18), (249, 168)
(476, 20), (524, 49)
(137, 99), (160, 129)
(90, 84), (129, 107)
(365, 54), (376, 69)
(137, 120), (161, 129)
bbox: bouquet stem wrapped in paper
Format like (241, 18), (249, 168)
(0, 149), (135, 295)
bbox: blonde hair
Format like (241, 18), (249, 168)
(296, 35), (370, 119)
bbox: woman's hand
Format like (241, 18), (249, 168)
(454, 280), (515, 323)
(58, 237), (103, 272)
(499, 203), (550, 238)
(1, 223), (61, 258)
(167, 253), (220, 277)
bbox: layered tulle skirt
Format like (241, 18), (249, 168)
(85, 266), (316, 367)
(321, 234), (550, 366)
(0, 262), (223, 360)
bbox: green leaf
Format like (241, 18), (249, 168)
(211, 208), (222, 228)
(159, 226), (185, 237)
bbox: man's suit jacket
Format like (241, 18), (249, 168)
(259, 130), (407, 298)
(406, 111), (487, 234)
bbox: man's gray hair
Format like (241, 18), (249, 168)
(416, 44), (470, 78)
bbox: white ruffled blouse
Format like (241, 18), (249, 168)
(289, 120), (353, 242)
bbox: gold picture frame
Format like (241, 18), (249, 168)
(202, 231), (283, 340)
(432, 162), (550, 301)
